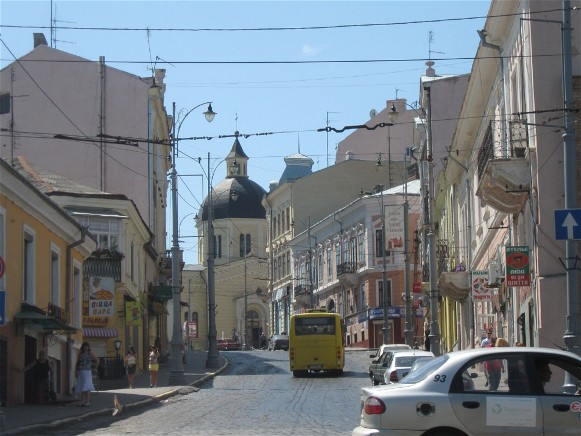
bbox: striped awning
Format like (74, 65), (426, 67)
(82, 327), (118, 338)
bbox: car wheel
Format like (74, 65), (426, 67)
(423, 429), (467, 436)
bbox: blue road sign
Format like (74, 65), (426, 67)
(0, 291), (5, 326)
(555, 209), (581, 240)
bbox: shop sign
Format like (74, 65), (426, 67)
(471, 270), (492, 300)
(506, 246), (530, 286)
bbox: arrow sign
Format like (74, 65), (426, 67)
(555, 209), (581, 240)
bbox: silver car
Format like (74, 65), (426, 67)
(354, 347), (581, 435)
(382, 350), (435, 384)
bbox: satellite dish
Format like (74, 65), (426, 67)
(369, 109), (378, 119)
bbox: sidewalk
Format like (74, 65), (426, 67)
(0, 350), (227, 435)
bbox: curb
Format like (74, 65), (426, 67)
(3, 358), (229, 436)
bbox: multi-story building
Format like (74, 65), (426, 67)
(0, 159), (96, 406)
(290, 180), (423, 347)
(264, 156), (406, 338)
(0, 35), (171, 367)
(12, 157), (157, 376)
(434, 0), (581, 352)
(183, 134), (269, 350)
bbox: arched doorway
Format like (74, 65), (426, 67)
(246, 310), (261, 349)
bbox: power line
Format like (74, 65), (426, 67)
(0, 8), (569, 33)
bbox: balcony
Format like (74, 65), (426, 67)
(84, 249), (123, 282)
(337, 262), (359, 287)
(47, 302), (67, 324)
(293, 285), (312, 308)
(475, 120), (530, 214)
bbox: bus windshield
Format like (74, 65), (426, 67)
(294, 316), (336, 336)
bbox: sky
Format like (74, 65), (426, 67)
(0, 0), (490, 264)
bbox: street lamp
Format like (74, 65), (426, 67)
(169, 102), (216, 385)
(113, 339), (121, 357)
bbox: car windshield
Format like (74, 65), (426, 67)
(399, 355), (449, 384)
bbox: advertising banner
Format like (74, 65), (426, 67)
(88, 276), (115, 316)
(187, 321), (198, 338)
(471, 270), (492, 300)
(505, 246), (530, 286)
(125, 301), (142, 326)
(384, 205), (404, 250)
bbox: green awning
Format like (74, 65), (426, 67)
(14, 310), (77, 333)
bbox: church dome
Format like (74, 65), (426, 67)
(200, 176), (266, 221)
(198, 133), (266, 221)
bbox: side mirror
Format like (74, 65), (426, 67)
(369, 354), (377, 359)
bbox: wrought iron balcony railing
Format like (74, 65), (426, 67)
(337, 262), (356, 276)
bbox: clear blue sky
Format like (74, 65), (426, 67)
(0, 0), (489, 263)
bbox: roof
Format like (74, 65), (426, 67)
(200, 176), (266, 221)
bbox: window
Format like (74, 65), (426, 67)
(239, 234), (251, 257)
(77, 216), (120, 250)
(342, 239), (349, 263)
(130, 242), (135, 282)
(317, 252), (323, 282)
(286, 208), (290, 231)
(50, 244), (60, 304)
(376, 229), (385, 257)
(281, 253), (286, 277)
(338, 292), (343, 317)
(0, 207), (5, 291)
(357, 232), (364, 265)
(378, 279), (392, 307)
(335, 244), (340, 267)
(286, 251), (291, 277)
(360, 283), (367, 310)
(326, 247), (332, 280)
(272, 216), (277, 238)
(214, 235), (222, 258)
(273, 256), (278, 280)
(350, 237), (357, 264)
(23, 227), (35, 303)
(73, 263), (82, 327)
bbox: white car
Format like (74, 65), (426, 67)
(382, 350), (435, 384)
(370, 343), (412, 359)
(354, 347), (581, 435)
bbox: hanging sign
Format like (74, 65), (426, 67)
(506, 246), (530, 286)
(125, 301), (142, 326)
(471, 270), (492, 300)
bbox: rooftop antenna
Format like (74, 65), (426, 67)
(50, 0), (75, 48)
(428, 31), (445, 60)
(297, 133), (301, 154)
(326, 111), (339, 167)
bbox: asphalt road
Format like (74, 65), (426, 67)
(40, 349), (374, 435)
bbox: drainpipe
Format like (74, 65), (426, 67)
(65, 228), (88, 395)
(466, 180), (474, 349)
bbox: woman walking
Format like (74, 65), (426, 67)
(124, 346), (138, 388)
(75, 342), (99, 406)
(148, 346), (160, 387)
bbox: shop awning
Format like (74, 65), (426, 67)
(82, 327), (118, 338)
(438, 271), (470, 302)
(14, 307), (77, 333)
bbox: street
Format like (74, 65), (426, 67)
(42, 350), (372, 435)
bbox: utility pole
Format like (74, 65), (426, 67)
(381, 187), (389, 344)
(425, 85), (441, 356)
(206, 152), (219, 368)
(561, 0), (580, 358)
(403, 149), (413, 347)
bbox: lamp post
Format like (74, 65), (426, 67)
(169, 102), (216, 385)
(205, 151), (219, 368)
(113, 339), (121, 357)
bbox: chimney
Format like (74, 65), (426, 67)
(33, 33), (48, 48)
(425, 60), (436, 77)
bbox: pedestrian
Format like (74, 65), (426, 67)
(424, 329), (430, 351)
(484, 339), (503, 391)
(25, 350), (52, 404)
(75, 342), (99, 407)
(148, 346), (160, 388)
(481, 330), (494, 347)
(124, 346), (138, 388)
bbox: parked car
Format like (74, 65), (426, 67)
(354, 347), (581, 436)
(408, 355), (436, 374)
(383, 350), (435, 384)
(268, 334), (289, 351)
(217, 338), (242, 351)
(369, 343), (411, 359)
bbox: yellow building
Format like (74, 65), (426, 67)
(0, 158), (96, 406)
